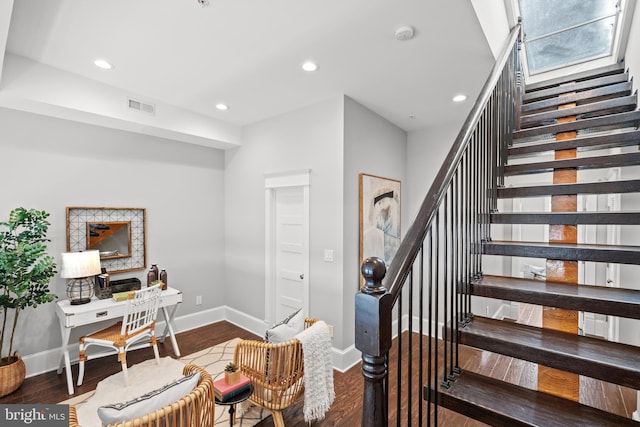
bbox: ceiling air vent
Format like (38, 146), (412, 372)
(127, 97), (155, 115)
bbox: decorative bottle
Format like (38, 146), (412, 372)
(159, 269), (168, 290)
(147, 264), (158, 286)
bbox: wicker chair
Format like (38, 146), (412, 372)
(233, 318), (317, 427)
(69, 364), (215, 427)
(77, 285), (162, 387)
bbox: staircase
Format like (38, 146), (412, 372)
(431, 63), (640, 425)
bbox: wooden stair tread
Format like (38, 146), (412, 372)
(514, 111), (640, 140)
(429, 370), (639, 426)
(523, 73), (629, 103)
(497, 179), (640, 198)
(524, 63), (626, 92)
(509, 130), (640, 157)
(490, 211), (640, 225)
(522, 81), (633, 114)
(520, 94), (637, 128)
(504, 152), (640, 175)
(470, 275), (640, 320)
(457, 316), (640, 389)
(426, 61), (640, 427)
(482, 240), (640, 265)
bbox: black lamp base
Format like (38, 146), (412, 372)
(66, 277), (95, 304)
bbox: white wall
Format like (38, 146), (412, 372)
(224, 97), (346, 346)
(407, 118), (505, 321)
(616, 4), (640, 347)
(407, 124), (463, 222)
(625, 0), (640, 94)
(470, 0), (510, 59)
(0, 107), (226, 357)
(343, 96), (407, 348)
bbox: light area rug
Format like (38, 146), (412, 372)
(61, 338), (266, 426)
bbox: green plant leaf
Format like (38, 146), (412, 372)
(0, 208), (57, 360)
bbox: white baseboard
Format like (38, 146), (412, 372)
(223, 306), (361, 372)
(23, 305), (358, 377)
(222, 305), (269, 337)
(634, 411), (639, 422)
(172, 305), (226, 333)
(333, 345), (361, 373)
(25, 307), (496, 378)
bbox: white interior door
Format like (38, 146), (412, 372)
(264, 170), (310, 325)
(605, 185), (621, 342)
(579, 167), (620, 339)
(274, 186), (307, 321)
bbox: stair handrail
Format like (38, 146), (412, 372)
(355, 22), (522, 427)
(385, 22), (522, 303)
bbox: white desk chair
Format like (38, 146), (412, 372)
(77, 284), (162, 386)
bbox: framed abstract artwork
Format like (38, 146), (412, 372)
(359, 173), (401, 283)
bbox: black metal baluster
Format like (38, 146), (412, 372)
(453, 170), (460, 372)
(451, 170), (460, 379)
(465, 146), (471, 320)
(427, 229), (433, 427)
(432, 210), (442, 396)
(473, 131), (481, 279)
(442, 193), (449, 386)
(407, 269), (413, 427)
(418, 245), (424, 427)
(397, 293), (402, 427)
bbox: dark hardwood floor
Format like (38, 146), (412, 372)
(1, 314), (635, 426)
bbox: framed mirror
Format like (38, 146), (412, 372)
(66, 207), (146, 274)
(87, 221), (131, 259)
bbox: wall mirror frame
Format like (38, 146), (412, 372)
(66, 206), (147, 274)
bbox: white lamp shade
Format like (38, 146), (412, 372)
(60, 250), (102, 278)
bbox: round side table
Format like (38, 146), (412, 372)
(215, 383), (254, 426)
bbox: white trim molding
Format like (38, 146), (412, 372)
(264, 169), (311, 325)
(27, 304), (361, 378)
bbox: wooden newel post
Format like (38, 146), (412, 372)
(355, 257), (393, 427)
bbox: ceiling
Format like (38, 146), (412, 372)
(0, 0), (496, 149)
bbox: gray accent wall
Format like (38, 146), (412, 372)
(224, 97), (346, 345)
(343, 96), (407, 349)
(0, 107), (226, 357)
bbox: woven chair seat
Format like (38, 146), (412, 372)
(79, 321), (150, 346)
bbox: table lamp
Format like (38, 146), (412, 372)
(60, 250), (101, 305)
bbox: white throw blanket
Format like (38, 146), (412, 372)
(295, 320), (335, 422)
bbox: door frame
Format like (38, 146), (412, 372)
(578, 167), (621, 339)
(264, 170), (310, 325)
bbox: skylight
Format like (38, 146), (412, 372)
(519, 0), (621, 75)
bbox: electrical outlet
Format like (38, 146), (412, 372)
(196, 295), (202, 305)
(327, 324), (334, 337)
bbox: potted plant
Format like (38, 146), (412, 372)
(0, 208), (57, 397)
(224, 362), (240, 385)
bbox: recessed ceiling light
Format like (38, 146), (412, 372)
(216, 103), (228, 111)
(452, 94), (467, 103)
(302, 61), (318, 72)
(94, 59), (113, 70)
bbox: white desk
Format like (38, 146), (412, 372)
(55, 287), (182, 395)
